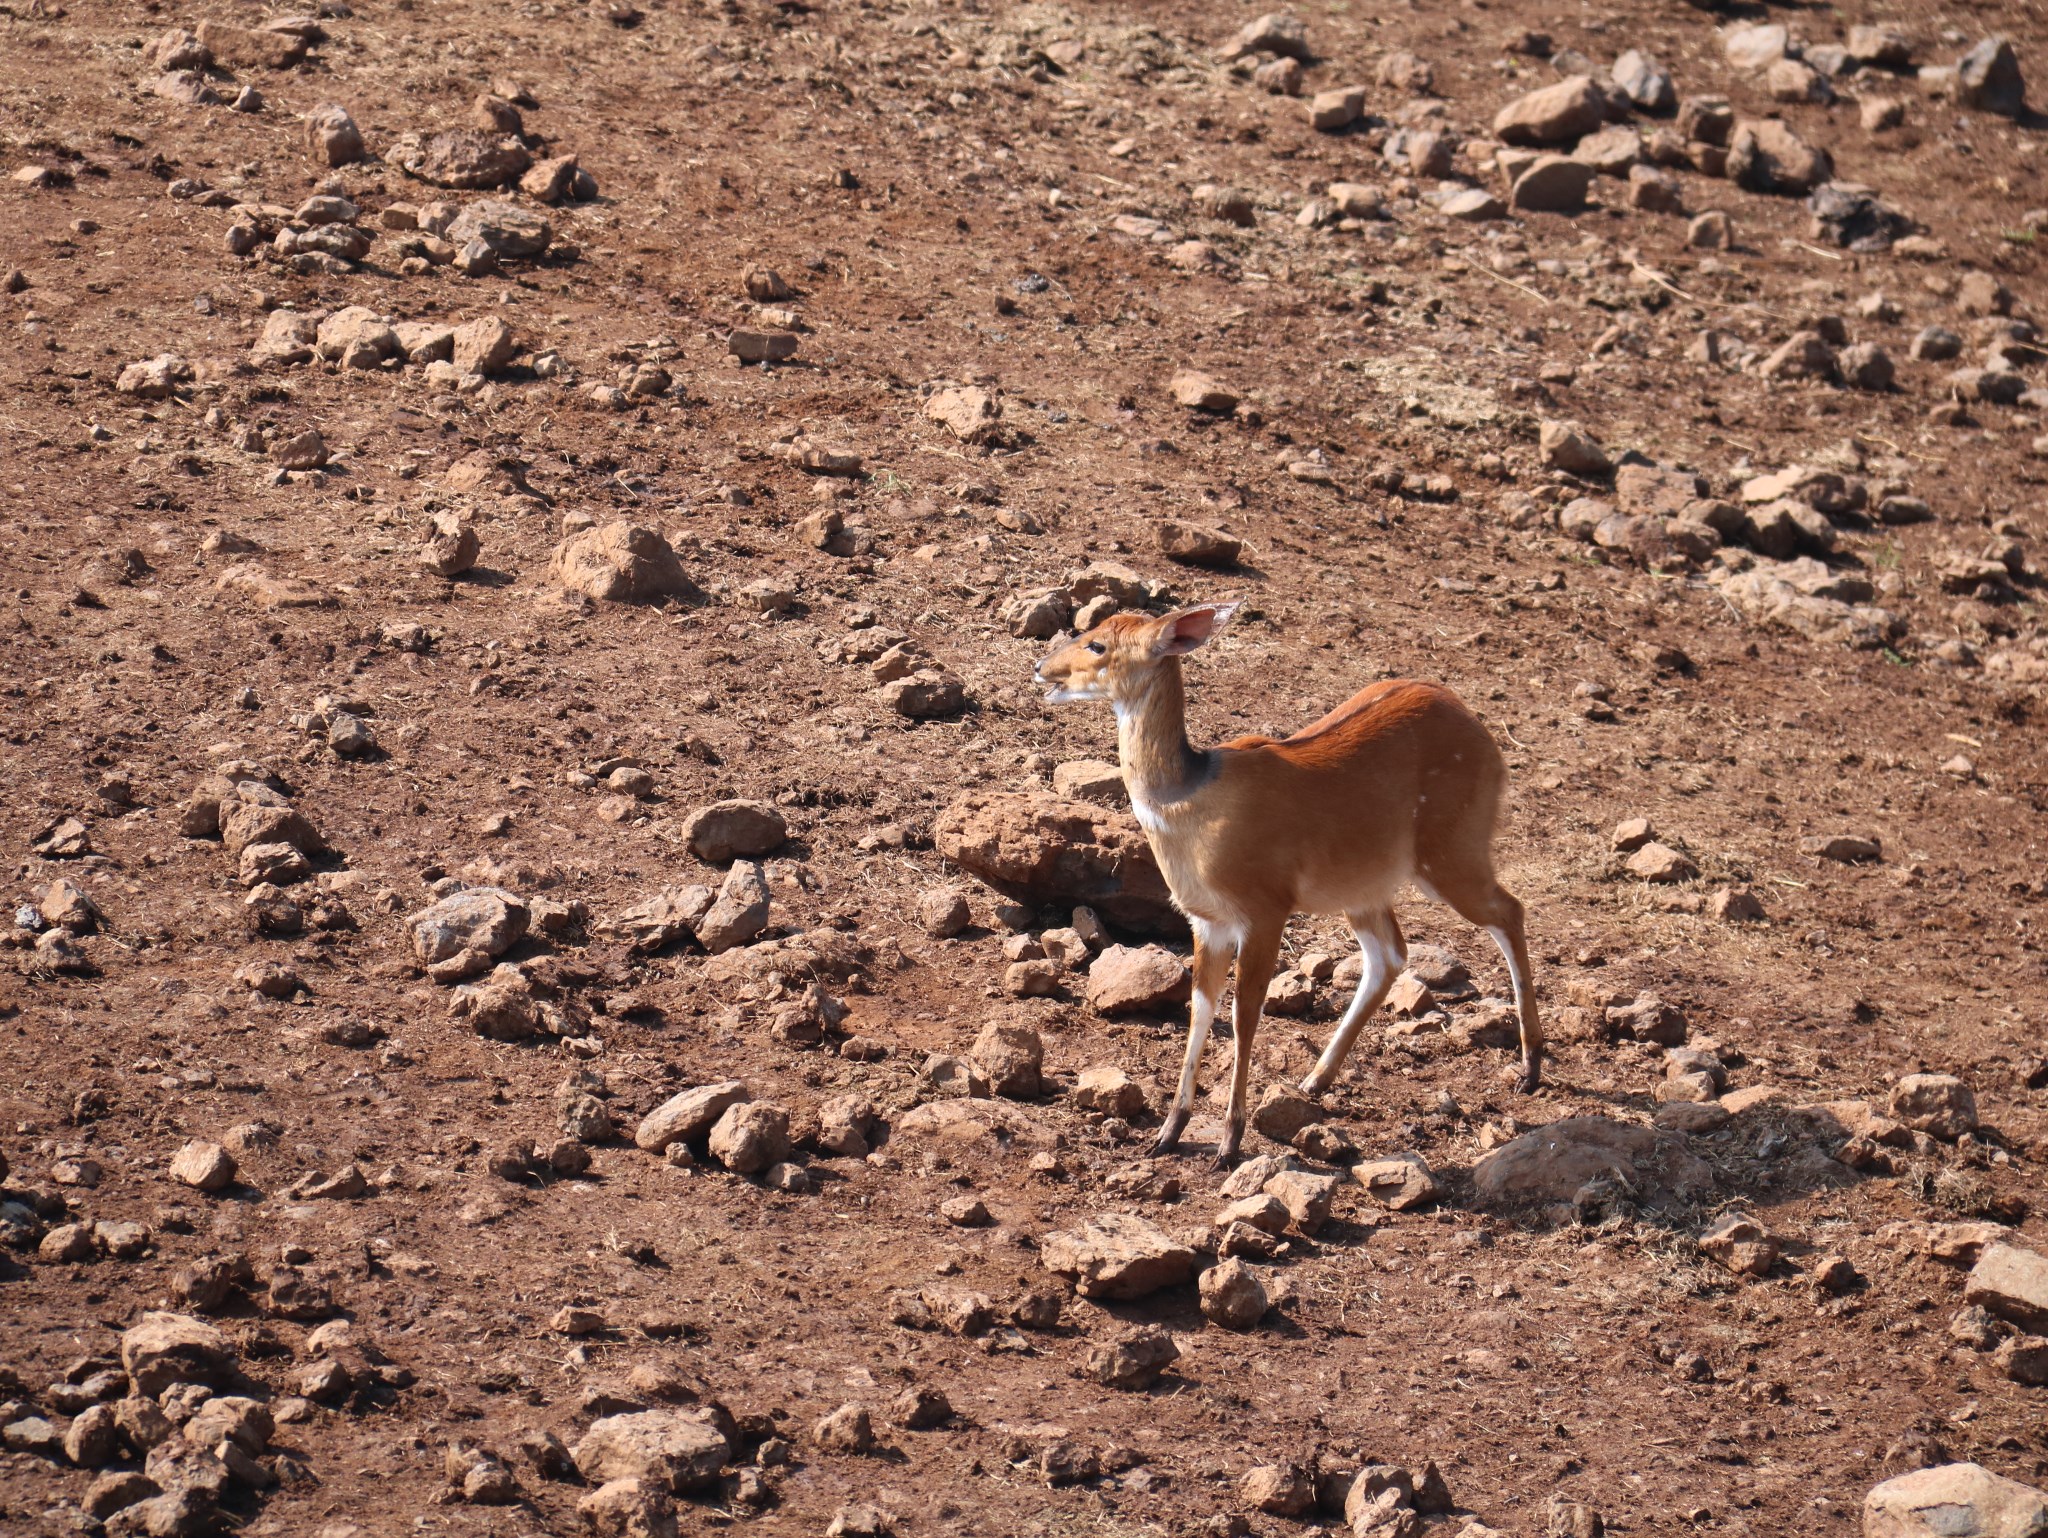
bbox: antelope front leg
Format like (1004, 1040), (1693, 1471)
(1154, 925), (1233, 1155)
(1216, 924), (1283, 1167)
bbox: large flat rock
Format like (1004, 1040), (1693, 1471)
(1472, 1116), (1714, 1213)
(1965, 1244), (2048, 1334)
(932, 793), (1181, 934)
(1039, 1213), (1197, 1300)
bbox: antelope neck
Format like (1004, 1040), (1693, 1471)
(1113, 660), (1212, 804)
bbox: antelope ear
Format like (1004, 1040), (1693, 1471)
(1152, 602), (1240, 656)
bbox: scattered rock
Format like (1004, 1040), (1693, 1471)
(1965, 1244), (2048, 1333)
(1698, 1212), (1778, 1276)
(1219, 12), (1311, 64)
(1957, 38), (2026, 117)
(1611, 50), (1675, 114)
(1803, 834), (1882, 863)
(1495, 76), (1607, 145)
(578, 1478), (680, 1538)
(916, 887), (971, 939)
(1625, 842), (1698, 883)
(1071, 1065), (1149, 1119)
(1158, 520), (1242, 568)
(418, 512), (479, 578)
(1730, 120), (1833, 196)
(1086, 944), (1192, 1015)
(1243, 1464), (1316, 1516)
(875, 670), (966, 719)
(697, 861), (771, 953)
(892, 1385), (952, 1429)
(1539, 419), (1610, 476)
(1863, 1463), (2048, 1538)
(303, 105), (364, 167)
(635, 1082), (752, 1153)
(1511, 154), (1595, 214)
(1040, 1212), (1197, 1299)
(971, 1021), (1044, 1098)
(1170, 369), (1240, 413)
(120, 1313), (233, 1397)
(813, 1402), (875, 1454)
(550, 523), (696, 603)
(1888, 1074), (1977, 1140)
(1051, 759), (1126, 804)
(445, 200), (553, 260)
(571, 1412), (730, 1493)
(1472, 1117), (1714, 1213)
(682, 800), (787, 863)
(924, 385), (1010, 445)
(1353, 1153), (1439, 1210)
(408, 887), (528, 983)
(707, 1101), (791, 1175)
(1088, 1324), (1179, 1388)
(168, 1141), (236, 1193)
(1198, 1258), (1269, 1330)
(386, 130), (532, 189)
(1307, 86), (1366, 133)
(197, 17), (305, 69)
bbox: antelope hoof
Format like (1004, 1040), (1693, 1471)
(1516, 1061), (1542, 1094)
(1298, 1070), (1330, 1097)
(1213, 1127), (1244, 1169)
(1152, 1109), (1191, 1157)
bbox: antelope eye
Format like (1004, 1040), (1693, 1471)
(1084, 641), (1106, 655)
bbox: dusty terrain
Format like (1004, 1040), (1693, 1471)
(4, 0), (2048, 1533)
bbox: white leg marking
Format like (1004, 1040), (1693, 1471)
(1486, 924), (1529, 1013)
(1307, 924), (1403, 1086)
(1171, 987), (1216, 1121)
(1169, 918), (1235, 1121)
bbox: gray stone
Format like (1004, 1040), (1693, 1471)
(1888, 1074), (1978, 1139)
(1219, 12), (1311, 63)
(1540, 418), (1611, 475)
(1472, 1116), (1713, 1212)
(1611, 49), (1674, 113)
(1511, 153), (1594, 213)
(168, 1141), (236, 1193)
(1087, 1324), (1179, 1388)
(1958, 39), (2026, 117)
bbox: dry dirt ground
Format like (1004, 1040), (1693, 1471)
(4, 0), (2048, 1533)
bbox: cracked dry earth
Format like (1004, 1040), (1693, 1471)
(5, 0), (2048, 1534)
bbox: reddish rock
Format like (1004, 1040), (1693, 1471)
(933, 798), (1187, 933)
(1085, 944), (1192, 1015)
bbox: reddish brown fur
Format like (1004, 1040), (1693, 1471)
(1037, 606), (1541, 1164)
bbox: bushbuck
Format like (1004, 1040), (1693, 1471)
(1037, 602), (1539, 1164)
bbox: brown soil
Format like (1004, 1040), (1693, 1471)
(3, 0), (2047, 1534)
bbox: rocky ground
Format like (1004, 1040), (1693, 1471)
(4, 0), (2048, 1534)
